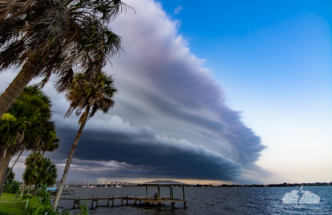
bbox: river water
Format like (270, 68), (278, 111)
(57, 186), (332, 214)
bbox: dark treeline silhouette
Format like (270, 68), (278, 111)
(182, 182), (332, 187)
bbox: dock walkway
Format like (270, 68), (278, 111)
(61, 195), (187, 209)
(60, 180), (188, 209)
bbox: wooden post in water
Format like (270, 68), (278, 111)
(126, 195), (128, 205)
(91, 196), (94, 209)
(121, 195), (123, 206)
(183, 185), (186, 207)
(134, 195), (137, 205)
(96, 196), (99, 208)
(158, 186), (161, 200)
(78, 197), (81, 207)
(112, 195), (114, 207)
(145, 185), (148, 199)
(171, 186), (174, 200)
(107, 195), (109, 207)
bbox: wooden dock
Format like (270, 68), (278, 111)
(59, 180), (188, 209)
(61, 195), (187, 209)
(62, 189), (74, 195)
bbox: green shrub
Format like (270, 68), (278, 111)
(21, 184), (70, 215)
(3, 180), (20, 194)
(0, 212), (12, 215)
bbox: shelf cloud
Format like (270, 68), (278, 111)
(49, 116), (242, 180)
(2, 0), (269, 183)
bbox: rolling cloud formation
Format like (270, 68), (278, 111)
(2, 0), (268, 183)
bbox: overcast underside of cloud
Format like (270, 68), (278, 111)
(3, 0), (269, 183)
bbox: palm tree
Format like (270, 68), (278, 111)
(52, 71), (117, 210)
(0, 0), (131, 118)
(0, 86), (52, 167)
(22, 153), (57, 195)
(0, 86), (59, 195)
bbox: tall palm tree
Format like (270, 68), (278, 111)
(52, 71), (117, 210)
(0, 86), (58, 195)
(0, 0), (131, 118)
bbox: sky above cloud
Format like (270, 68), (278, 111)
(2, 0), (331, 184)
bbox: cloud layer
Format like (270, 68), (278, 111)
(48, 115), (242, 180)
(2, 0), (268, 183)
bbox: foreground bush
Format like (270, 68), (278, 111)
(3, 180), (20, 194)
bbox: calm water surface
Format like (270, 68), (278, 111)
(57, 186), (332, 214)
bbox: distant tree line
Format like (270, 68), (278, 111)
(184, 182), (332, 187)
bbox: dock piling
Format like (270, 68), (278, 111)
(107, 195), (109, 207)
(171, 185), (174, 199)
(112, 195), (114, 207)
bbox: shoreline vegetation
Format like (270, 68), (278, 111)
(55, 181), (332, 188)
(189, 182), (332, 187)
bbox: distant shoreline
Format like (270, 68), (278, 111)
(55, 182), (331, 188)
(191, 183), (331, 188)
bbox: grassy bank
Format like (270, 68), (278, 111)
(0, 193), (37, 215)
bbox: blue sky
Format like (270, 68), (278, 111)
(2, 0), (331, 184)
(156, 0), (332, 183)
(158, 0), (331, 100)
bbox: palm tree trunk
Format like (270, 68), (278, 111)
(52, 106), (90, 211)
(0, 149), (5, 174)
(0, 63), (39, 118)
(11, 150), (23, 169)
(6, 150), (23, 178)
(0, 153), (13, 196)
(20, 183), (25, 198)
(38, 150), (44, 162)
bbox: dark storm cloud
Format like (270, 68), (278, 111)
(143, 92), (226, 133)
(49, 125), (242, 180)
